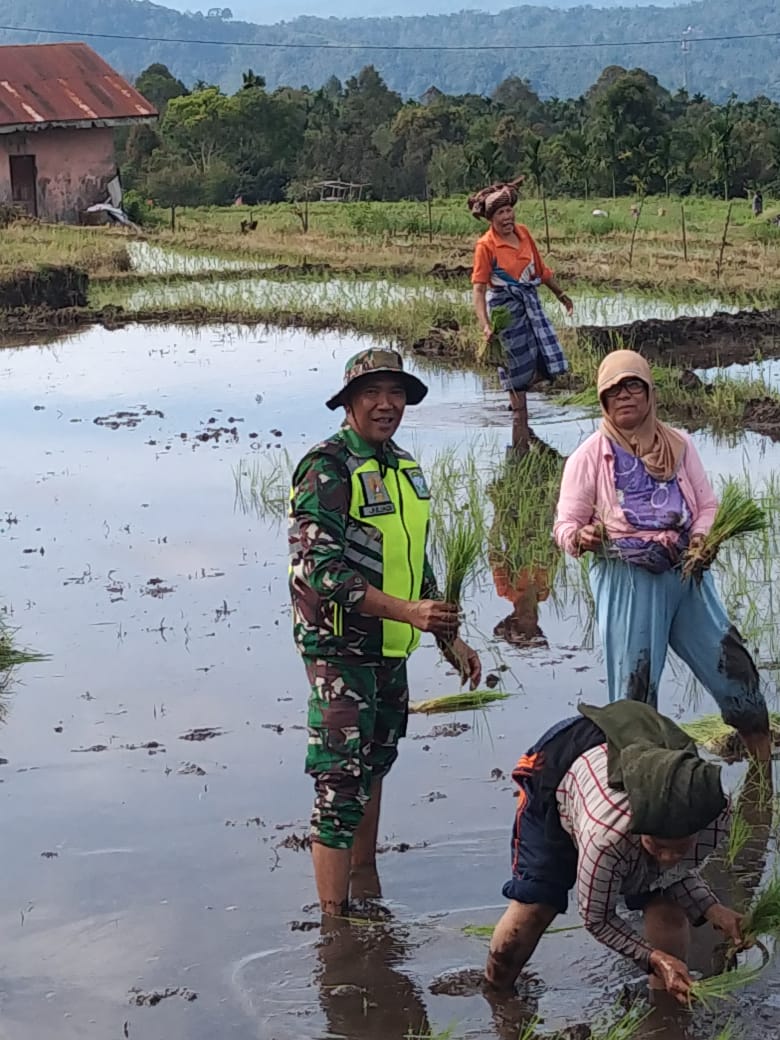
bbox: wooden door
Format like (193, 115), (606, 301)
(10, 155), (37, 217)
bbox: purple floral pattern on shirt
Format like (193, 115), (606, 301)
(608, 442), (691, 573)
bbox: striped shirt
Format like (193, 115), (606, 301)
(556, 743), (728, 971)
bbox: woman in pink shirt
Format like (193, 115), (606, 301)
(554, 350), (770, 760)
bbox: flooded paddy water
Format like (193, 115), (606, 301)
(0, 321), (779, 1039)
(123, 243), (738, 330)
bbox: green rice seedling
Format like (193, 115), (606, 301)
(741, 875), (780, 943)
(710, 1022), (736, 1040)
(479, 305), (511, 365)
(409, 691), (510, 715)
(682, 482), (767, 582)
(679, 712), (780, 757)
(441, 513), (483, 607)
(725, 805), (752, 866)
(589, 1000), (652, 1040)
(688, 961), (766, 1007)
(461, 922), (583, 938)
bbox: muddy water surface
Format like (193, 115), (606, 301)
(0, 325), (777, 1040)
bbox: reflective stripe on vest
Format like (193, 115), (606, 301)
(348, 456), (431, 658)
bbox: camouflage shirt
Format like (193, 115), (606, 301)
(289, 425), (440, 660)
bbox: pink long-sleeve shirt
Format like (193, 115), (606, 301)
(554, 431), (718, 557)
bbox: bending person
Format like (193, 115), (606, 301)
(553, 350), (770, 760)
(485, 700), (742, 1005)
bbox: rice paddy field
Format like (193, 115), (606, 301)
(4, 205), (780, 1039)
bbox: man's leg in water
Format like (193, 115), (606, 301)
(485, 901), (558, 991)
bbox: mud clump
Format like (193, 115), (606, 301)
(276, 831), (312, 852)
(94, 406), (164, 430)
(129, 986), (197, 1007)
(412, 722), (471, 739)
(412, 320), (463, 359)
(578, 309), (780, 369)
(742, 397), (780, 439)
(428, 263), (472, 281)
(179, 727), (224, 742)
(0, 265), (88, 309)
(177, 762), (206, 776)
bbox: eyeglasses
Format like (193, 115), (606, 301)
(603, 378), (647, 400)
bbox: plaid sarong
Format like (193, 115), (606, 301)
(488, 279), (568, 391)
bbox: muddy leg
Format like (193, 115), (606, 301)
(509, 390), (530, 454)
(350, 778), (383, 902)
(311, 843), (351, 917)
(351, 777), (382, 869)
(485, 900), (557, 992)
(669, 575), (771, 764)
(643, 896), (689, 993)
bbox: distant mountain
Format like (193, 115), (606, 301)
(1, 0), (778, 101)
(176, 0), (683, 18)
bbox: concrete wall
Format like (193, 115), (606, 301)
(0, 127), (117, 223)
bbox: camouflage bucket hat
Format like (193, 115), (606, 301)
(326, 348), (428, 411)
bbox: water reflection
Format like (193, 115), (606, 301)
(316, 916), (430, 1040)
(487, 438), (564, 652)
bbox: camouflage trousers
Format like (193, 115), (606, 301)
(304, 656), (409, 850)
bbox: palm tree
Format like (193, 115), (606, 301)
(241, 69), (266, 91)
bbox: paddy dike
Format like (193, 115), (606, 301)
(578, 308), (780, 368)
(0, 264), (87, 310)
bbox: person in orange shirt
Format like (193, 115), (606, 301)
(470, 179), (573, 452)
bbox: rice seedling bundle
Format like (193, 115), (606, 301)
(741, 875), (780, 943)
(725, 807), (752, 866)
(409, 690), (510, 715)
(479, 305), (511, 365)
(441, 513), (482, 607)
(688, 961), (765, 1007)
(682, 482), (767, 582)
(679, 712), (780, 755)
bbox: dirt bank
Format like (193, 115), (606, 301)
(578, 308), (780, 368)
(0, 266), (88, 310)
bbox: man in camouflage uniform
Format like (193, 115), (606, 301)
(289, 348), (481, 915)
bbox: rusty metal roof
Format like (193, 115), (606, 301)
(0, 42), (157, 133)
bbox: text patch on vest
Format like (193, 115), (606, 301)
(358, 471), (396, 518)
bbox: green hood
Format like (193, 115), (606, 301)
(578, 701), (726, 839)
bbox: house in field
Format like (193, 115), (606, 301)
(0, 42), (157, 222)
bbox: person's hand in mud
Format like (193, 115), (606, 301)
(576, 523), (607, 554)
(648, 950), (692, 1005)
(706, 903), (746, 949)
(406, 599), (459, 640)
(442, 636), (482, 689)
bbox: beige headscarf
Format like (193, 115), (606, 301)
(597, 350), (687, 481)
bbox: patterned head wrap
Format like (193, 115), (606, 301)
(468, 177), (524, 221)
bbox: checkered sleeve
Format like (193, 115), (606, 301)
(576, 835), (656, 971)
(665, 805), (731, 922)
